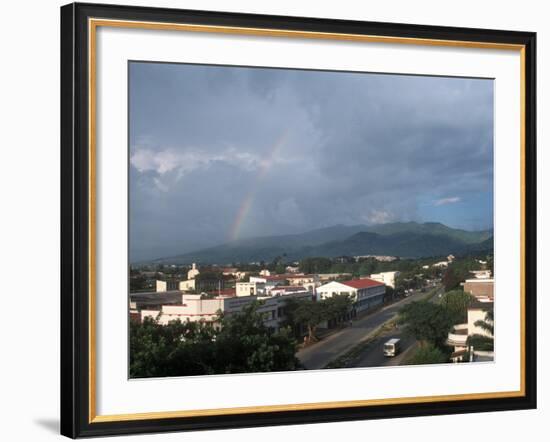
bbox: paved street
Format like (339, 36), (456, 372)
(297, 286), (442, 369)
(351, 329), (417, 368)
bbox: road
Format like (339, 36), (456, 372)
(297, 286), (442, 369)
(350, 285), (444, 368)
(351, 328), (417, 368)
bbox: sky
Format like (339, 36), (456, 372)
(129, 62), (494, 262)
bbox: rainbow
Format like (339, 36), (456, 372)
(228, 131), (289, 242)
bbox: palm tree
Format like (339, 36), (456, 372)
(474, 309), (494, 336)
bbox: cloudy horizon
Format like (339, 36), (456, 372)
(129, 62), (494, 262)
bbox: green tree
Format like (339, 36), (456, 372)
(407, 344), (448, 365)
(442, 268), (464, 291)
(398, 301), (454, 348)
(466, 334), (494, 351)
(292, 300), (328, 343)
(130, 316), (217, 378)
(130, 302), (300, 378)
(323, 294), (353, 326)
(467, 308), (494, 351)
(214, 303), (300, 373)
(441, 290), (474, 324)
(299, 257), (332, 274)
(474, 309), (494, 336)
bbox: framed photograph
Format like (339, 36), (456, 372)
(60, 2), (537, 438)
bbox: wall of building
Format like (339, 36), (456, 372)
(464, 280), (494, 298)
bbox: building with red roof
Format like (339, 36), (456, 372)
(316, 278), (386, 314)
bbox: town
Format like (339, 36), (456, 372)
(129, 252), (494, 377)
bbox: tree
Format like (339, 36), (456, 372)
(474, 309), (494, 336)
(214, 303), (300, 373)
(323, 294), (353, 326)
(407, 344), (448, 365)
(467, 309), (494, 351)
(130, 316), (217, 378)
(398, 301), (454, 348)
(299, 257), (332, 274)
(130, 302), (300, 378)
(441, 290), (474, 324)
(466, 334), (494, 351)
(442, 267), (465, 291)
(294, 301), (327, 343)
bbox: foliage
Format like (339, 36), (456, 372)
(129, 274), (148, 292)
(441, 290), (474, 324)
(466, 334), (494, 351)
(194, 271), (226, 281)
(292, 301), (327, 343)
(407, 344), (448, 365)
(397, 301), (454, 348)
(474, 309), (494, 336)
(442, 267), (467, 291)
(298, 257), (333, 274)
(283, 295), (353, 341)
(130, 302), (300, 378)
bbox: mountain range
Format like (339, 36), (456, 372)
(147, 222), (493, 265)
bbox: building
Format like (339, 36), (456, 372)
(317, 273), (353, 282)
(268, 285), (311, 297)
(156, 276), (226, 293)
(141, 290), (310, 331)
(250, 274), (289, 289)
(219, 267), (238, 277)
(259, 269), (271, 276)
(187, 263), (200, 280)
(369, 271), (400, 288)
(285, 274), (320, 292)
(432, 261), (449, 268)
(234, 271), (249, 281)
(470, 270), (492, 279)
(129, 290), (182, 310)
(206, 288), (236, 297)
(464, 278), (494, 301)
(156, 279), (180, 292)
(235, 281), (265, 297)
(316, 278), (386, 313)
(447, 300), (494, 362)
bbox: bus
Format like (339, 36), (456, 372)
(383, 338), (401, 357)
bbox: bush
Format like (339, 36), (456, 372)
(407, 344), (448, 365)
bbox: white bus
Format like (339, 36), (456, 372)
(383, 338), (401, 357)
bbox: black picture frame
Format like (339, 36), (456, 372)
(61, 2), (537, 438)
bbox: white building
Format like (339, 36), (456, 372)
(286, 274), (320, 292)
(269, 285), (311, 297)
(447, 301), (494, 362)
(470, 270), (492, 279)
(432, 261), (449, 268)
(250, 274), (289, 290)
(141, 291), (310, 331)
(316, 278), (385, 313)
(369, 271), (400, 288)
(187, 263), (200, 280)
(235, 281), (265, 297)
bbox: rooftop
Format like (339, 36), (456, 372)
(340, 278), (385, 290)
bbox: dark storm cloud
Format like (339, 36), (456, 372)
(129, 62), (493, 261)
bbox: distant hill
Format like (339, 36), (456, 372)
(147, 222), (493, 265)
(364, 222), (492, 244)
